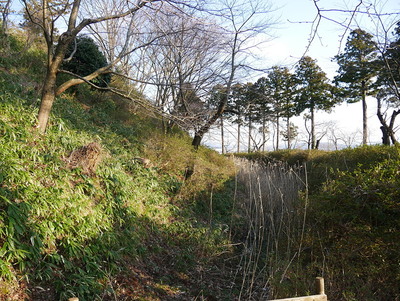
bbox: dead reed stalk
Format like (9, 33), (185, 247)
(232, 158), (307, 300)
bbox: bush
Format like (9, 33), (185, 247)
(239, 146), (400, 300)
(302, 157), (400, 300)
(63, 36), (111, 87)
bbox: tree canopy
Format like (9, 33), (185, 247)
(295, 56), (336, 149)
(253, 66), (296, 150)
(334, 28), (379, 144)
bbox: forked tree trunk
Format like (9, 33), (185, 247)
(377, 97), (400, 146)
(37, 71), (57, 132)
(32, 0), (152, 134)
(37, 28), (74, 133)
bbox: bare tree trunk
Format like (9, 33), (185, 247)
(380, 126), (390, 145)
(388, 109), (399, 145)
(37, 32), (72, 132)
(262, 117), (266, 152)
(220, 116), (225, 154)
(237, 120), (241, 153)
(248, 116), (252, 153)
(272, 126), (276, 151)
(311, 107), (316, 149)
(377, 97), (390, 145)
(192, 98), (229, 149)
(37, 74), (57, 131)
(276, 115), (280, 150)
(192, 134), (202, 148)
(361, 80), (368, 145)
(315, 138), (321, 149)
(287, 117), (291, 149)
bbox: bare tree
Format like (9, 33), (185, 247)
(23, 0), (196, 133)
(82, 0), (133, 71)
(139, 7), (227, 133)
(191, 0), (276, 148)
(328, 126), (363, 150)
(22, 0), (277, 146)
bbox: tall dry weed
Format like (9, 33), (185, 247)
(232, 158), (307, 299)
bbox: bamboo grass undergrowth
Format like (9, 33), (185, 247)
(0, 63), (236, 300)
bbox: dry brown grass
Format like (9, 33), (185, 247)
(232, 157), (307, 299)
(66, 142), (103, 174)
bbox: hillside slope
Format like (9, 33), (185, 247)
(0, 32), (238, 300)
(3, 30), (399, 301)
(236, 148), (400, 300)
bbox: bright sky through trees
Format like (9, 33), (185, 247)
(6, 0), (400, 151)
(205, 0), (400, 152)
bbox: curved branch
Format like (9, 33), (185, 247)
(72, 0), (158, 36)
(55, 70), (204, 129)
(56, 66), (112, 95)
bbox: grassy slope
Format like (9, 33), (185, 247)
(0, 32), (238, 300)
(2, 30), (399, 301)
(237, 148), (400, 300)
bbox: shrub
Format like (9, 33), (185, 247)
(238, 146), (400, 300)
(297, 157), (400, 300)
(63, 36), (111, 87)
